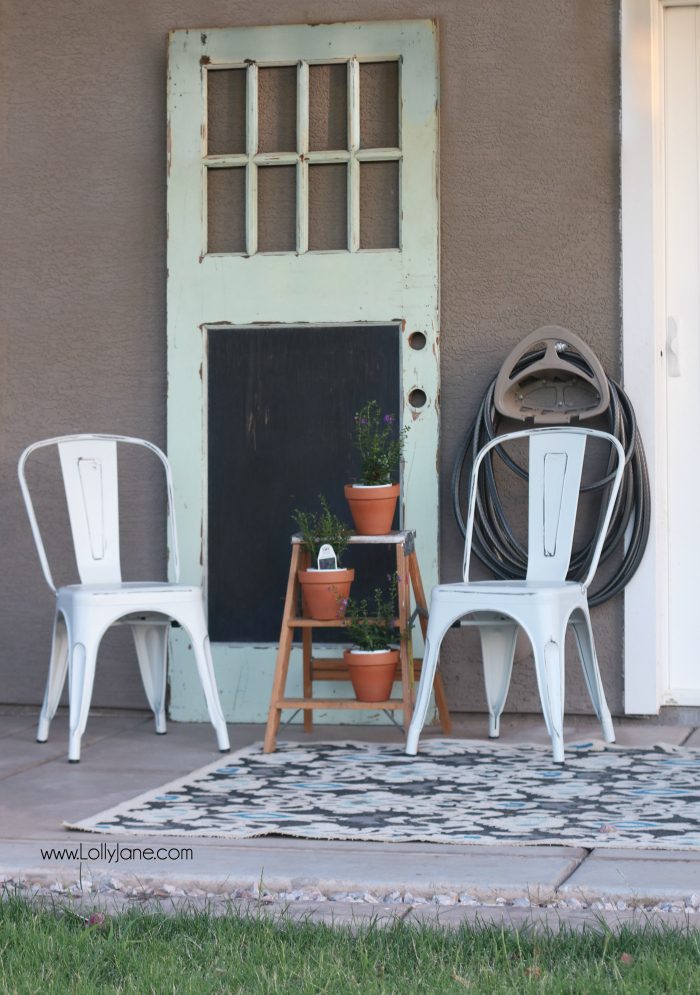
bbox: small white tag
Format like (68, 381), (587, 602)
(317, 543), (338, 570)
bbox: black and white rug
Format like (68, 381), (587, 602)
(68, 739), (700, 849)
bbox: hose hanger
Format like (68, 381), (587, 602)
(493, 326), (610, 424)
(451, 327), (650, 607)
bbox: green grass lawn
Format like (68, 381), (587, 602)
(2, 896), (700, 994)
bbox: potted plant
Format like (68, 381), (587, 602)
(293, 496), (354, 620)
(341, 575), (400, 702)
(344, 400), (409, 535)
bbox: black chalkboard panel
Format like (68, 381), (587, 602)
(207, 324), (401, 642)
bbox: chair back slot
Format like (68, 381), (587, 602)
(58, 439), (121, 584)
(527, 433), (586, 582)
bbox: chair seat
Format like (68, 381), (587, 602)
(433, 579), (586, 603)
(57, 582), (201, 608)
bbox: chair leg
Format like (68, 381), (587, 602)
(193, 635), (230, 753)
(571, 610), (615, 743)
(130, 621), (168, 734)
(528, 619), (566, 763)
(478, 619), (518, 738)
(67, 639), (99, 763)
(405, 608), (453, 755)
(37, 615), (69, 743)
(176, 605), (230, 753)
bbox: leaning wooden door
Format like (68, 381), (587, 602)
(167, 21), (439, 721)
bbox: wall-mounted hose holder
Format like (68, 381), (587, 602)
(493, 326), (610, 423)
(452, 327), (650, 607)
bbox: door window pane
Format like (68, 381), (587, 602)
(360, 161), (399, 248)
(207, 68), (247, 155)
(360, 61), (399, 148)
(309, 164), (347, 250)
(258, 165), (296, 251)
(309, 63), (348, 150)
(258, 65), (297, 152)
(207, 168), (246, 253)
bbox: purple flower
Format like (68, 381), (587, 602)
(383, 414), (395, 424)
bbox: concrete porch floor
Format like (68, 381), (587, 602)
(3, 706), (700, 931)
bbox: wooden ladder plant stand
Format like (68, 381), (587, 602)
(263, 530), (451, 753)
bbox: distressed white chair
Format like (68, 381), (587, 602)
(18, 434), (230, 762)
(406, 427), (626, 763)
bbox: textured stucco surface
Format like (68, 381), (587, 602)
(0, 0), (622, 714)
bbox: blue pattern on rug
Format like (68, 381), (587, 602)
(68, 739), (700, 848)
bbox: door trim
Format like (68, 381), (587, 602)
(620, 0), (691, 712)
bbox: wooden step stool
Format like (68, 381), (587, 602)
(263, 530), (451, 752)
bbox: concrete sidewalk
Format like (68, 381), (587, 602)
(2, 706), (700, 930)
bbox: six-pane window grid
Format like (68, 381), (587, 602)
(204, 59), (401, 255)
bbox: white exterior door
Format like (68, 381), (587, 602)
(166, 21), (440, 721)
(664, 5), (700, 702)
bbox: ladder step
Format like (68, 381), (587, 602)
(289, 617), (401, 628)
(278, 698), (405, 710)
(310, 657), (423, 682)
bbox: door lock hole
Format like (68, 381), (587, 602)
(408, 388), (427, 409)
(408, 331), (427, 351)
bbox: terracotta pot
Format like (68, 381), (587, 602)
(298, 568), (354, 620)
(343, 647), (399, 702)
(344, 483), (400, 536)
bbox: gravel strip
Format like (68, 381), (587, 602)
(2, 872), (699, 918)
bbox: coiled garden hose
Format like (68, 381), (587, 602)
(450, 352), (651, 607)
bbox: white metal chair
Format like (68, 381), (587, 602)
(406, 427), (626, 763)
(18, 434), (230, 762)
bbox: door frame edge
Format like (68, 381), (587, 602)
(620, 0), (667, 714)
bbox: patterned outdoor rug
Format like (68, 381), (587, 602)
(68, 739), (700, 849)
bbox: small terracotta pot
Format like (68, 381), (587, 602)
(344, 483), (400, 536)
(298, 568), (354, 620)
(343, 647), (399, 702)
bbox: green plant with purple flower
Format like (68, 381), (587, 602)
(353, 400), (409, 486)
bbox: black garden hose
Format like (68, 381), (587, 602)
(450, 351), (651, 607)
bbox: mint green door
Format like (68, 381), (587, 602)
(166, 21), (440, 722)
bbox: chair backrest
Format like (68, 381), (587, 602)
(18, 434), (180, 592)
(462, 427), (626, 588)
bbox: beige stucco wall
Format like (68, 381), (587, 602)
(0, 0), (622, 714)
